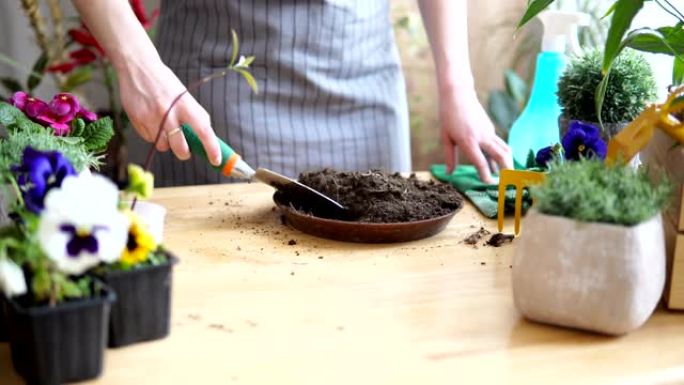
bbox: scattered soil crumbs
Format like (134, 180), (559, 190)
(298, 169), (463, 223)
(288, 239), (297, 246)
(464, 227), (491, 245)
(486, 233), (514, 247)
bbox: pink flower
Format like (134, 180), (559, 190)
(78, 106), (97, 122)
(36, 93), (81, 135)
(9, 91), (48, 119)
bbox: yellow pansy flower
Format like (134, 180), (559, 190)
(120, 211), (157, 266)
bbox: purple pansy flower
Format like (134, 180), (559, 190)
(9, 91), (48, 119)
(535, 143), (563, 168)
(561, 121), (607, 161)
(59, 224), (108, 257)
(11, 147), (76, 213)
(535, 146), (555, 168)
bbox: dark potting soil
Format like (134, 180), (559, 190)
(297, 169), (463, 223)
(486, 233), (514, 247)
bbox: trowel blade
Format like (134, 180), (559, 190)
(254, 168), (348, 219)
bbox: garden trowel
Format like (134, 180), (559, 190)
(180, 124), (348, 219)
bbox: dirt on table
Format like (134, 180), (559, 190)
(464, 227), (491, 245)
(296, 169), (463, 223)
(486, 233), (514, 247)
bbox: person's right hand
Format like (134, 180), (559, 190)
(117, 60), (222, 166)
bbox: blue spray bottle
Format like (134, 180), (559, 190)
(507, 11), (589, 165)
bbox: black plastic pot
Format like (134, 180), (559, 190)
(5, 284), (115, 385)
(99, 254), (178, 348)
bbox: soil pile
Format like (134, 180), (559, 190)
(297, 169), (463, 223)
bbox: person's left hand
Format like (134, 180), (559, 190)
(439, 88), (513, 184)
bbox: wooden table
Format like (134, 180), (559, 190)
(2, 179), (684, 384)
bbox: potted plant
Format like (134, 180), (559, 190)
(557, 49), (657, 140)
(0, 92), (114, 224)
(92, 164), (178, 348)
(0, 147), (130, 384)
(512, 159), (671, 335)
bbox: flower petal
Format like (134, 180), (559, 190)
(0, 259), (27, 298)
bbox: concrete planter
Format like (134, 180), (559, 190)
(641, 130), (684, 308)
(513, 210), (665, 335)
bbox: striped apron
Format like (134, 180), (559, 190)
(130, 0), (411, 187)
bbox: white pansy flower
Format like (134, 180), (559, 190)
(0, 258), (27, 297)
(38, 173), (129, 275)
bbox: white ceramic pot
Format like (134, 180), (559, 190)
(130, 201), (167, 244)
(512, 210), (666, 335)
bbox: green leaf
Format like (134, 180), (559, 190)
(70, 118), (86, 137)
(79, 116), (114, 151)
(595, 70), (611, 127)
(504, 70), (528, 107)
(525, 149), (537, 169)
(516, 0), (555, 30)
(602, 0), (644, 74)
(0, 77), (23, 94)
(0, 102), (27, 127)
(235, 69), (258, 94)
(27, 53), (48, 93)
(675, 56), (684, 85)
(601, 2), (618, 20)
(487, 90), (520, 133)
(62, 66), (93, 92)
(626, 25), (684, 55)
(229, 29), (240, 67)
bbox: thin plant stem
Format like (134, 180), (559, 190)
(19, 0), (51, 60)
(131, 71), (228, 210)
(47, 0), (66, 62)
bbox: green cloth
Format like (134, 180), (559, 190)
(430, 164), (532, 219)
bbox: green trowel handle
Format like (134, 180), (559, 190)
(180, 123), (240, 176)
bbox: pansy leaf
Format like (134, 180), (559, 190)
(79, 116), (114, 152)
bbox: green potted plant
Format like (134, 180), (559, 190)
(557, 49), (657, 139)
(512, 159), (671, 335)
(0, 92), (114, 225)
(92, 164), (178, 348)
(0, 148), (128, 384)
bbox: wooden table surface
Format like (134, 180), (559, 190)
(1, 178), (684, 384)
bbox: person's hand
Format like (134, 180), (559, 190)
(117, 59), (222, 166)
(439, 88), (513, 184)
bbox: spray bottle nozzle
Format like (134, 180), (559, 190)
(537, 10), (590, 55)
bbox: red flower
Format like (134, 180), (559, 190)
(70, 48), (98, 65)
(130, 0), (159, 30)
(68, 25), (105, 55)
(46, 48), (97, 74)
(46, 62), (76, 74)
